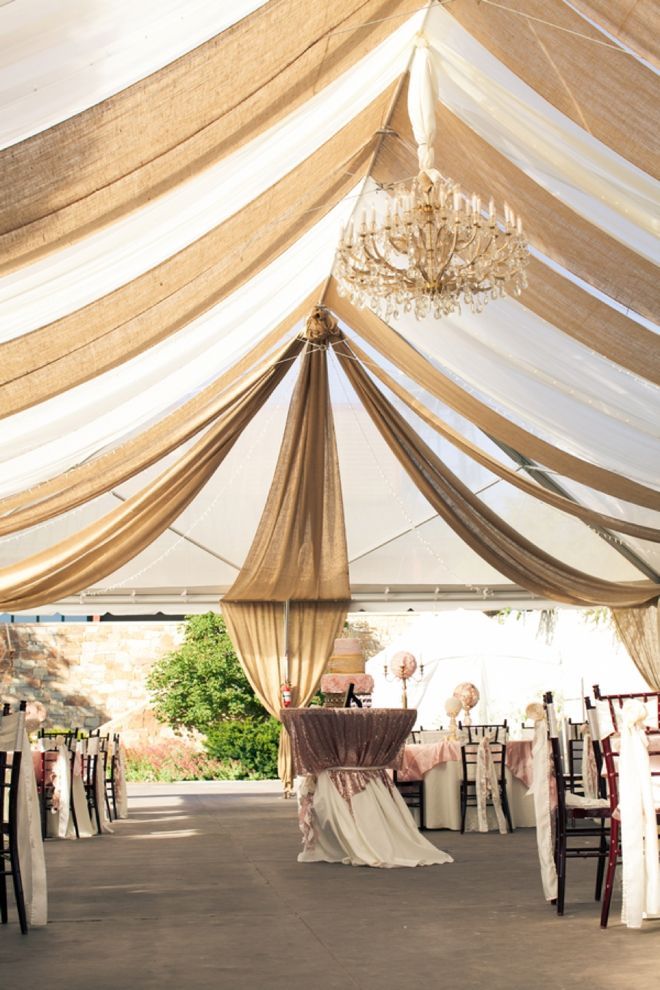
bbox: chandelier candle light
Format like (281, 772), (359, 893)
(335, 37), (529, 320)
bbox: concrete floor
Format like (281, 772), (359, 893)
(1, 781), (658, 990)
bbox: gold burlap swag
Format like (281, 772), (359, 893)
(0, 307), (312, 534)
(327, 282), (660, 512)
(449, 0), (658, 173)
(222, 316), (350, 792)
(0, 341), (296, 612)
(0, 0), (413, 270)
(0, 89), (393, 417)
(611, 600), (660, 691)
(333, 337), (660, 607)
(343, 336), (660, 543)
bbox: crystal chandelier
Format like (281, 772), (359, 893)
(334, 38), (529, 321)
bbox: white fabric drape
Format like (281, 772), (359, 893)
(0, 0), (267, 149)
(0, 195), (356, 494)
(389, 307), (660, 488)
(422, 7), (658, 256)
(0, 16), (419, 337)
(530, 718), (557, 902)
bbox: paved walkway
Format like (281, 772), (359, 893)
(1, 781), (658, 989)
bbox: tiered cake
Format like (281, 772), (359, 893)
(321, 637), (374, 707)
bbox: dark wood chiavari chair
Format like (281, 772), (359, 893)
(458, 722), (512, 834)
(587, 691), (660, 927)
(392, 770), (426, 830)
(544, 693), (611, 916)
(0, 701), (29, 933)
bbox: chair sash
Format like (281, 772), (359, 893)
(529, 717), (557, 902)
(475, 735), (507, 834)
(618, 700), (660, 928)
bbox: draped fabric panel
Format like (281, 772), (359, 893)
(424, 8), (656, 254)
(0, 343), (295, 611)
(0, 201), (354, 491)
(333, 337), (660, 606)
(1, 31), (414, 340)
(222, 602), (347, 787)
(0, 335), (305, 535)
(611, 601), (660, 690)
(374, 97), (659, 324)
(568, 1), (659, 69)
(521, 258), (660, 387)
(343, 336), (660, 543)
(0, 92), (393, 416)
(327, 283), (660, 510)
(447, 0), (659, 170)
(0, 1), (267, 147)
(0, 0), (417, 268)
(223, 331), (351, 789)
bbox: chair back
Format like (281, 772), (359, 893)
(464, 721), (508, 743)
(593, 684), (660, 729)
(460, 736), (506, 784)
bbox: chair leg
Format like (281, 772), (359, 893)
(8, 820), (28, 934)
(419, 782), (426, 831)
(556, 818), (567, 916)
(460, 783), (467, 834)
(1, 856), (8, 924)
(600, 818), (619, 928)
(500, 781), (513, 833)
(595, 820), (607, 901)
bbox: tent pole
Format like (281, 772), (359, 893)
(284, 599), (290, 684)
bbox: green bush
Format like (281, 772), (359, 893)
(205, 718), (281, 779)
(147, 612), (268, 731)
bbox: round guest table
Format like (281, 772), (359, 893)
(280, 707), (452, 869)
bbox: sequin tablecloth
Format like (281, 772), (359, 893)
(280, 708), (452, 868)
(281, 707), (415, 775)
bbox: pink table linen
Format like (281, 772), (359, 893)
(399, 739), (534, 787)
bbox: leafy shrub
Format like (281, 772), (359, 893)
(124, 741), (245, 783)
(205, 718), (281, 779)
(147, 612), (268, 731)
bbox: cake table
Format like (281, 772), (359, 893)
(280, 707), (452, 868)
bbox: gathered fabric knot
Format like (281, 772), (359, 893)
(303, 306), (341, 344)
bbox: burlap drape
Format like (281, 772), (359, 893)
(344, 336), (660, 543)
(611, 601), (660, 691)
(0, 0), (413, 270)
(0, 317), (310, 534)
(522, 258), (660, 387)
(374, 96), (659, 324)
(449, 0), (658, 173)
(222, 331), (350, 791)
(333, 338), (660, 607)
(327, 282), (660, 511)
(0, 343), (295, 611)
(0, 92), (392, 417)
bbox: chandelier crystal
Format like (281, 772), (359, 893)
(335, 170), (529, 321)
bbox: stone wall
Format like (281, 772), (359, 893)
(0, 621), (184, 732)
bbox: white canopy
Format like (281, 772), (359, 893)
(0, 0), (658, 614)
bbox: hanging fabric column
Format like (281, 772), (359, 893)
(222, 308), (351, 792)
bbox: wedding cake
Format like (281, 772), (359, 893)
(321, 637), (374, 706)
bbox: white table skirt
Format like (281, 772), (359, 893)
(298, 771), (453, 868)
(419, 761), (536, 830)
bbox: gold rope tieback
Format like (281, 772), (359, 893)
(303, 306), (341, 345)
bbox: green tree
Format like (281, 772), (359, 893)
(147, 612), (268, 732)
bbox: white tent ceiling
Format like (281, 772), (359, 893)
(0, 0), (658, 614)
